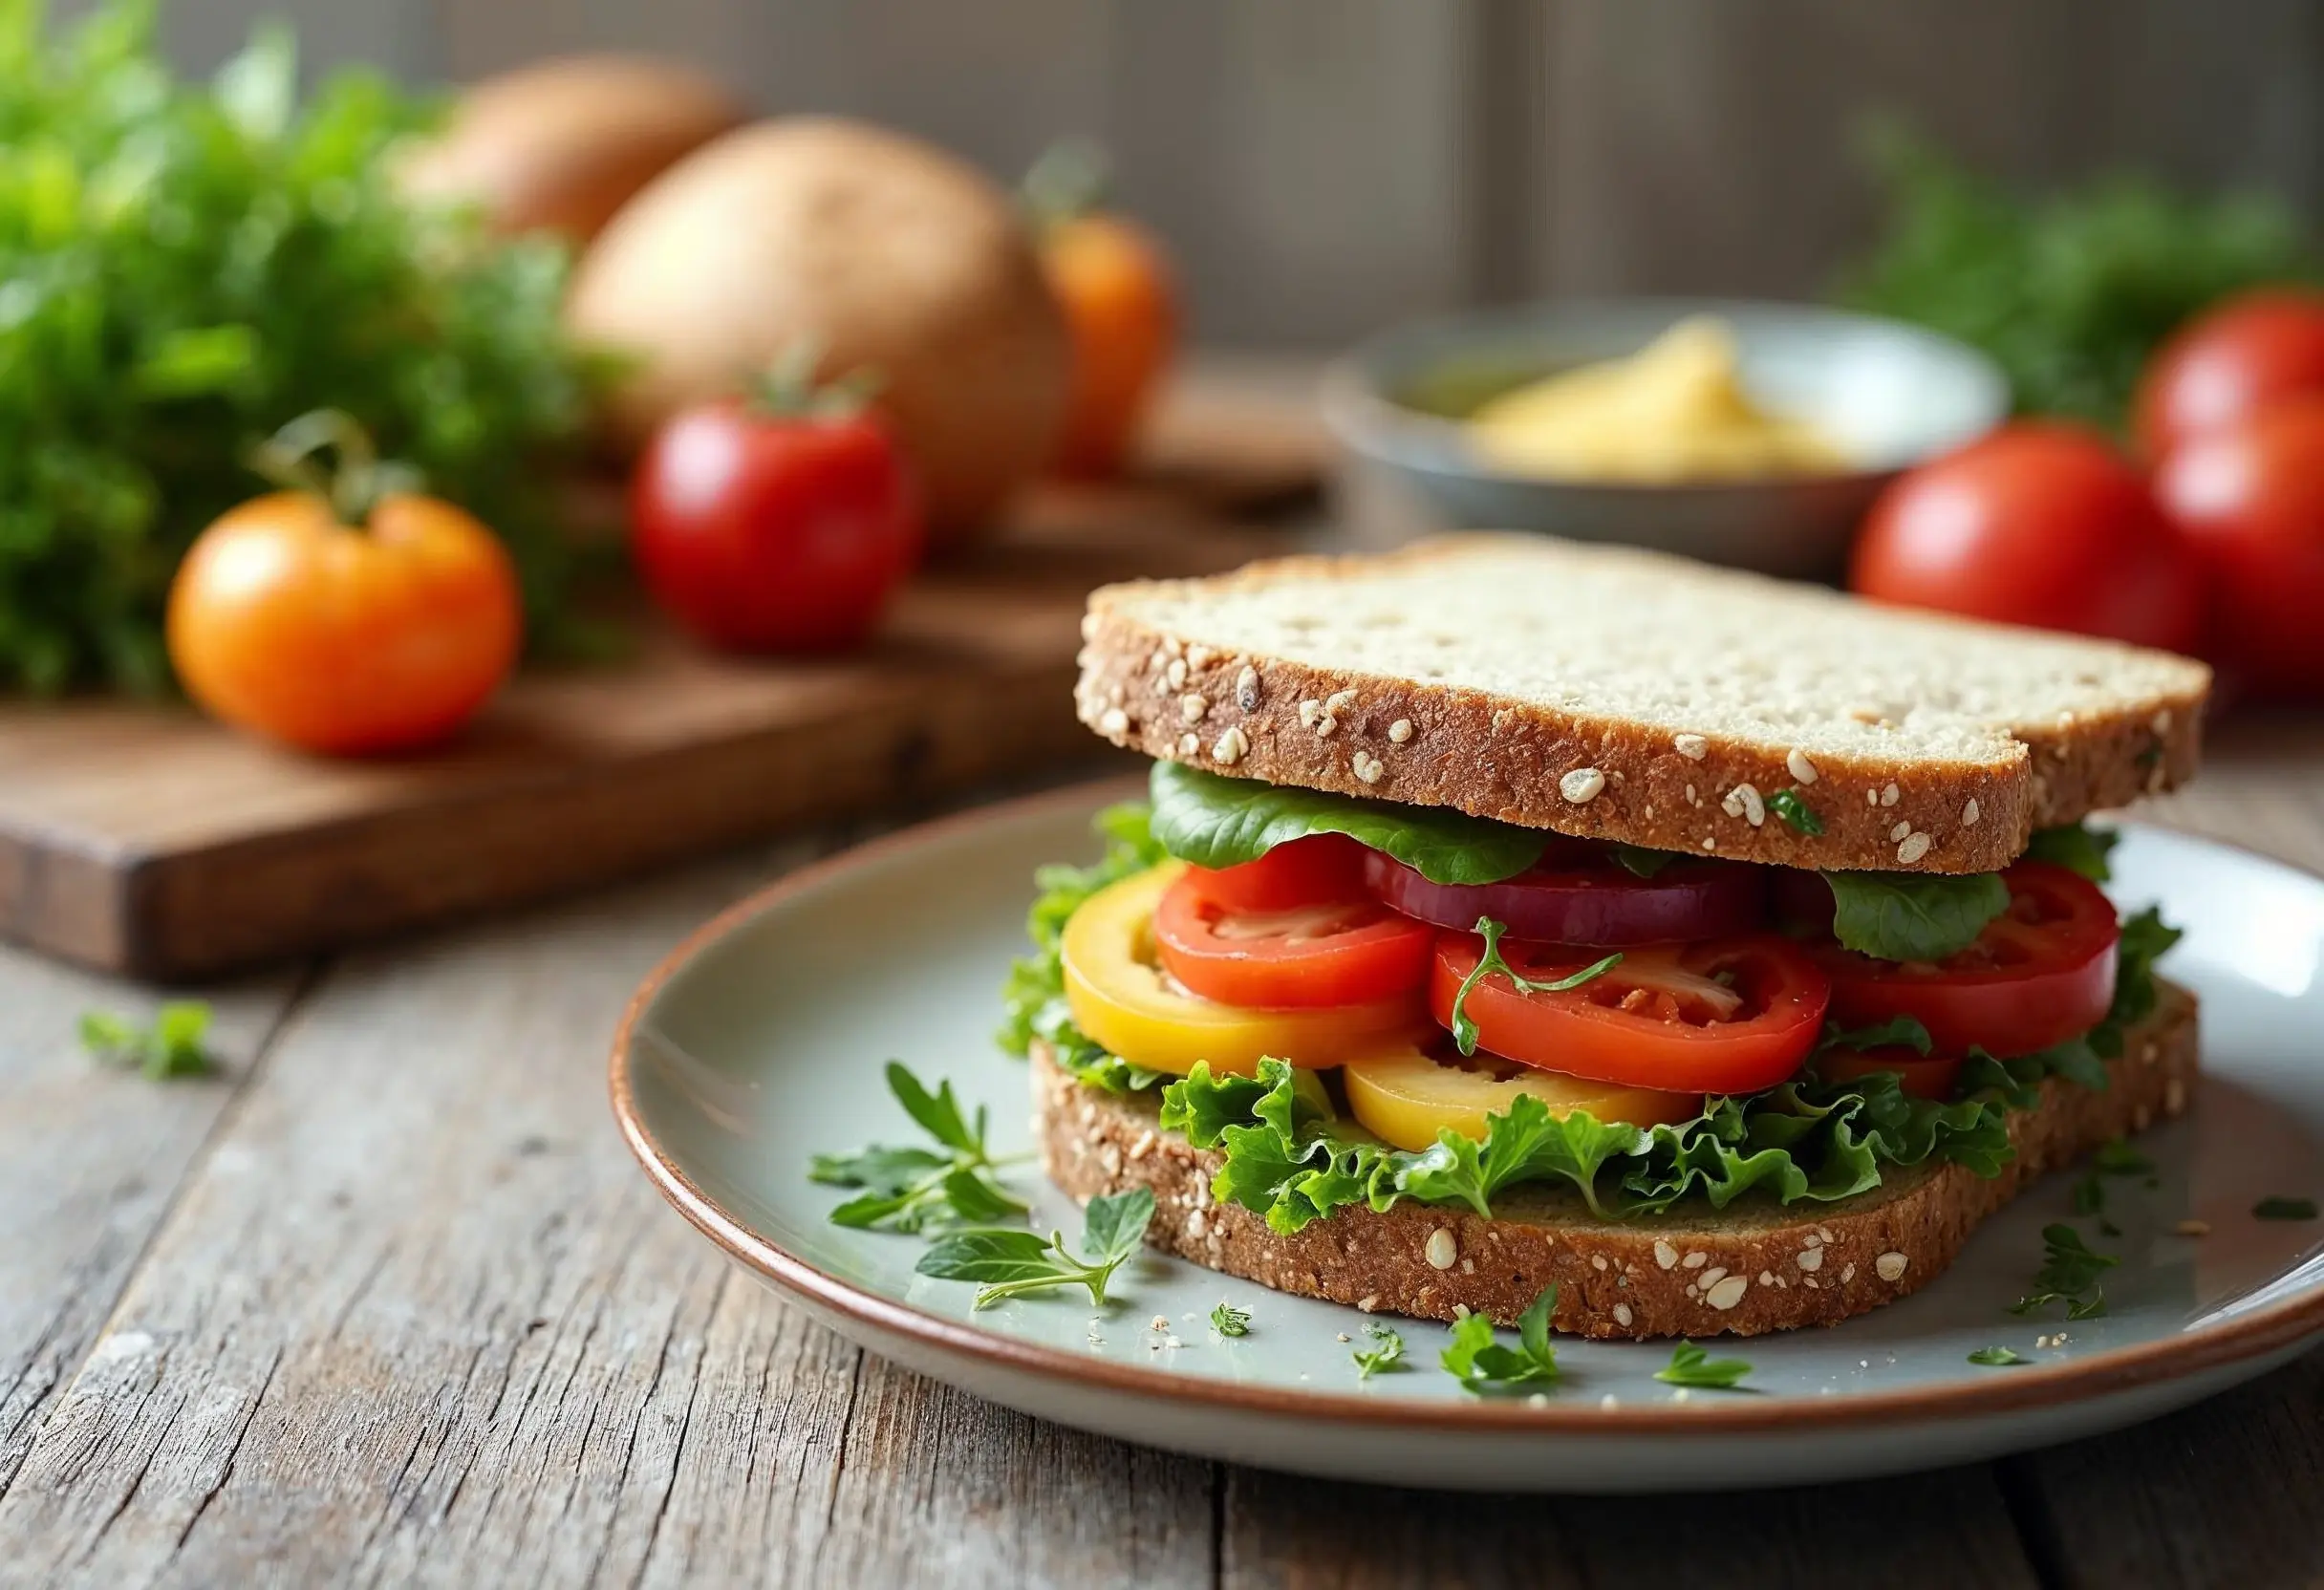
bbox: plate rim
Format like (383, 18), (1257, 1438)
(610, 778), (2324, 1436)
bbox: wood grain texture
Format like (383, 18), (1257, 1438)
(0, 833), (1215, 1589)
(0, 950), (299, 1498)
(0, 422), (1310, 982)
(1224, 1463), (2039, 1588)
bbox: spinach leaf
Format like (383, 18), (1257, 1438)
(2025, 821), (2120, 883)
(1822, 870), (2011, 962)
(1149, 761), (1544, 885)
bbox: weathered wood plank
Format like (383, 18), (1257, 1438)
(1998, 1349), (2324, 1589)
(0, 950), (300, 1498)
(1223, 1462), (2038, 1589)
(812, 1355), (1213, 1590)
(0, 848), (794, 1585)
(0, 827), (1213, 1590)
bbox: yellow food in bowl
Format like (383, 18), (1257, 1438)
(1466, 316), (1848, 483)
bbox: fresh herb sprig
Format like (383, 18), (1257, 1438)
(1968, 1346), (2030, 1366)
(79, 1002), (219, 1080)
(810, 1064), (1028, 1233)
(1210, 1301), (1252, 1337)
(1654, 1341), (1755, 1391)
(1351, 1322), (1409, 1380)
(1440, 1288), (1561, 1394)
(1448, 917), (1621, 1056)
(915, 1187), (1154, 1309)
(2010, 1223), (2119, 1320)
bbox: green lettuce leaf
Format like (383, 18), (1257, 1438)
(2025, 821), (2120, 883)
(1822, 870), (2011, 961)
(1396, 1093), (1645, 1220)
(996, 802), (1171, 1094)
(1148, 761), (1544, 885)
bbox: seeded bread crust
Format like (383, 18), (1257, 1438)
(1034, 981), (2198, 1340)
(1073, 536), (2209, 875)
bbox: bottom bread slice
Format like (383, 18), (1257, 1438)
(1034, 981), (2199, 1339)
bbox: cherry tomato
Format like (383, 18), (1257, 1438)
(1816, 1047), (1965, 1102)
(1805, 862), (2119, 1059)
(1851, 421), (2204, 653)
(1429, 933), (1829, 1095)
(1152, 870), (1434, 1009)
(166, 411), (520, 756)
(1180, 834), (1370, 913)
(631, 373), (921, 653)
(2154, 398), (2324, 698)
(1061, 864), (1421, 1074)
(1364, 841), (1765, 946)
(2136, 290), (2324, 458)
(1342, 1035), (1701, 1151)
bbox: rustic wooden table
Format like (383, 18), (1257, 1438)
(4, 612), (2324, 1582)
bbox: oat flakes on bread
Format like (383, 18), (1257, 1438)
(1074, 533), (2210, 874)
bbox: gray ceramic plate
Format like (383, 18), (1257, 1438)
(612, 782), (2324, 1493)
(1323, 298), (2008, 578)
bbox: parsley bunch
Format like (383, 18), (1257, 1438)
(0, 3), (600, 692)
(1840, 126), (2318, 429)
(810, 1064), (1028, 1233)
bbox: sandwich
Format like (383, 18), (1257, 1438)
(1007, 534), (2210, 1337)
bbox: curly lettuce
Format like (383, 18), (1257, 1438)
(998, 802), (1171, 1094)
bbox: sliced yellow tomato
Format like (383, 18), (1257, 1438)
(1061, 862), (1424, 1076)
(1343, 1039), (1703, 1151)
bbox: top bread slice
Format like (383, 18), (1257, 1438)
(1075, 534), (2211, 874)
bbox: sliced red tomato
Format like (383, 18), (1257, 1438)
(1817, 1047), (1966, 1102)
(1428, 932), (1829, 1095)
(1153, 869), (1434, 1009)
(1179, 833), (1369, 913)
(1806, 861), (2119, 1059)
(1364, 842), (1766, 946)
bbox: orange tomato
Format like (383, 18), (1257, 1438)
(1043, 212), (1177, 479)
(167, 487), (521, 756)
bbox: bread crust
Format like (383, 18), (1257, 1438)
(1073, 538), (2208, 875)
(1035, 982), (2199, 1340)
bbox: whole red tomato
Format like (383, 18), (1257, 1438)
(2136, 290), (2324, 458)
(2154, 398), (2324, 697)
(1850, 421), (2203, 654)
(631, 383), (922, 653)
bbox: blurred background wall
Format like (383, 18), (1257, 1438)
(70, 0), (2324, 346)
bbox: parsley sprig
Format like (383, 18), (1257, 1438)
(1448, 917), (1621, 1056)
(1440, 1288), (1561, 1394)
(2254, 1196), (2319, 1221)
(810, 1063), (1028, 1233)
(2010, 1222), (2119, 1320)
(1654, 1341), (1755, 1390)
(1968, 1346), (2030, 1366)
(1351, 1323), (1408, 1380)
(80, 1002), (218, 1080)
(1210, 1301), (1252, 1337)
(915, 1187), (1154, 1309)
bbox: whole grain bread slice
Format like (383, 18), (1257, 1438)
(1075, 534), (2210, 874)
(1035, 981), (2197, 1339)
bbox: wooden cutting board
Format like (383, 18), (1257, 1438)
(0, 381), (1323, 980)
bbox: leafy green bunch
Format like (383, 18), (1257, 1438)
(1840, 125), (2319, 429)
(0, 0), (602, 692)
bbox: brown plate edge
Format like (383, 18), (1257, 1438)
(606, 778), (2324, 1438)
